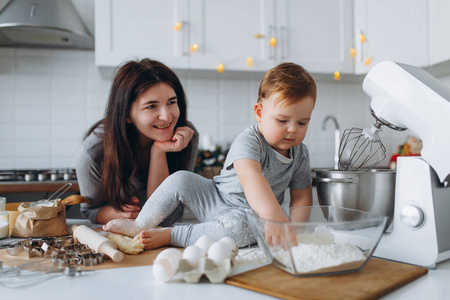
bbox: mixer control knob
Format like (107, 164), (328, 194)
(400, 205), (424, 228)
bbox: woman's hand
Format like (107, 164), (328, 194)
(116, 196), (141, 219)
(153, 126), (194, 153)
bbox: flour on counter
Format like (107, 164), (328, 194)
(233, 246), (270, 266)
(275, 228), (366, 273)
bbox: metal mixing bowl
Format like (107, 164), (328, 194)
(314, 169), (395, 229)
(246, 206), (388, 276)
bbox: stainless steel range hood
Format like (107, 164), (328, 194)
(0, 0), (93, 50)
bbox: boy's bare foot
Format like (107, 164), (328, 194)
(139, 228), (172, 250)
(103, 219), (142, 237)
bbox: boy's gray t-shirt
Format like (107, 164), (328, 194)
(213, 125), (312, 207)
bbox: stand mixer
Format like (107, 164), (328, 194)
(353, 61), (450, 267)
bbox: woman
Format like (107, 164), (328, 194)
(76, 58), (199, 225)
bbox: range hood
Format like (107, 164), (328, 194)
(0, 0), (93, 49)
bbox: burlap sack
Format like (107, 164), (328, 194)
(11, 199), (69, 237)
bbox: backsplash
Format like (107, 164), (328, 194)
(0, 46), (424, 170)
(0, 0), (446, 170)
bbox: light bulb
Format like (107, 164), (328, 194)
(334, 71), (341, 81)
(217, 63), (224, 73)
(247, 57), (253, 67)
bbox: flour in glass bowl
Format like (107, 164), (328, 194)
(275, 228), (366, 273)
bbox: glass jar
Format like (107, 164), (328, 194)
(0, 197), (9, 239)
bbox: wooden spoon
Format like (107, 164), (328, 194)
(61, 195), (90, 206)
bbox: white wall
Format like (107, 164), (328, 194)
(0, 0), (441, 171)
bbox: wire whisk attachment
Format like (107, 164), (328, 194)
(338, 122), (386, 172)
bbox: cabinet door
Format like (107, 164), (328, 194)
(353, 0), (428, 74)
(276, 0), (353, 74)
(95, 0), (189, 68)
(189, 0), (273, 72)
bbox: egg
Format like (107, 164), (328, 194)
(220, 236), (236, 252)
(207, 241), (231, 266)
(195, 235), (213, 253)
(152, 258), (174, 283)
(155, 248), (182, 272)
(182, 245), (205, 268)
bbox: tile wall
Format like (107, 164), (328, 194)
(0, 0), (445, 171)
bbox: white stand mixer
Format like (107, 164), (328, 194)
(362, 61), (450, 267)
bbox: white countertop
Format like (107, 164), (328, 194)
(1, 219), (450, 300)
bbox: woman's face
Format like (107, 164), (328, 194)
(127, 83), (180, 146)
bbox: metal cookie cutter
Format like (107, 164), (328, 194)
(6, 241), (25, 256)
(63, 243), (91, 255)
(79, 252), (104, 266)
(51, 253), (80, 268)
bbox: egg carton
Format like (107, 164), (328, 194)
(153, 236), (238, 284)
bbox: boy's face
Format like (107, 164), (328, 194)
(254, 93), (315, 157)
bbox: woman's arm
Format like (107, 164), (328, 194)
(76, 142), (142, 223)
(146, 126), (195, 198)
(95, 198), (141, 224)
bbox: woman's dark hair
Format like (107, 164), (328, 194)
(85, 58), (192, 211)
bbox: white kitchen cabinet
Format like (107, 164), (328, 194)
(95, 0), (190, 69)
(188, 0), (273, 72)
(271, 0), (354, 74)
(353, 0), (450, 74)
(95, 0), (450, 75)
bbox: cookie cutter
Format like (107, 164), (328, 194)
(6, 241), (26, 256)
(79, 252), (104, 266)
(62, 243), (91, 255)
(51, 253), (80, 268)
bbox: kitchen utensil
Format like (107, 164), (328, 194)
(355, 61), (450, 267)
(47, 182), (72, 202)
(226, 258), (428, 300)
(71, 225), (124, 262)
(338, 121), (387, 171)
(61, 195), (89, 206)
(246, 206), (387, 276)
(314, 168), (395, 229)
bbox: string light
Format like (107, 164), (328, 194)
(334, 71), (341, 81)
(174, 22), (182, 31)
(217, 63), (224, 73)
(191, 44), (198, 53)
(247, 57), (253, 67)
(270, 37), (277, 47)
(350, 48), (357, 58)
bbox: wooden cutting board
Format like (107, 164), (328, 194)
(226, 258), (428, 300)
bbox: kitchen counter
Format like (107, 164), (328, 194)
(1, 220), (450, 300)
(0, 180), (79, 194)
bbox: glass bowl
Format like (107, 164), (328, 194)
(246, 205), (387, 277)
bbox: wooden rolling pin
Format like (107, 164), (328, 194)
(71, 225), (124, 262)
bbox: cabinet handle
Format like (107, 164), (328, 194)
(268, 25), (276, 59)
(182, 21), (189, 56)
(359, 30), (366, 63)
(175, 21), (189, 56)
(280, 26), (287, 59)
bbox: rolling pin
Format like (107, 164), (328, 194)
(72, 225), (124, 262)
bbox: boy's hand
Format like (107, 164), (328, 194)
(265, 220), (298, 250)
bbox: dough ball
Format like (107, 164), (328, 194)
(107, 232), (144, 255)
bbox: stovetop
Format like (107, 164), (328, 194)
(0, 169), (77, 182)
